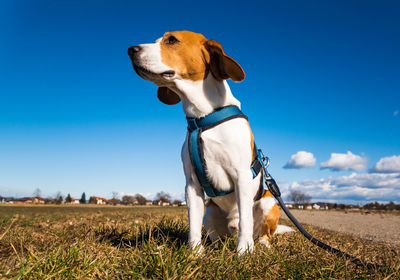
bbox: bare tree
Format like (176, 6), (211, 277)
(133, 193), (147, 205)
(109, 192), (121, 205)
(288, 190), (311, 205)
(33, 188), (41, 198)
(122, 195), (135, 205)
(55, 191), (63, 204)
(155, 191), (171, 202)
(111, 192), (119, 199)
(172, 199), (182, 205)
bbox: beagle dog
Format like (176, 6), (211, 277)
(128, 31), (292, 254)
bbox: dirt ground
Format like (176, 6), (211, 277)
(280, 209), (400, 247)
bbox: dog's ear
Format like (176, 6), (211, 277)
(157, 87), (181, 105)
(203, 39), (245, 82)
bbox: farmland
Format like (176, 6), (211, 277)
(0, 205), (399, 279)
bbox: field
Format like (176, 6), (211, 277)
(281, 209), (400, 247)
(0, 205), (399, 279)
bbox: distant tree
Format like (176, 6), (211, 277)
(172, 199), (182, 205)
(155, 191), (171, 202)
(122, 195), (135, 205)
(33, 188), (41, 198)
(288, 190), (311, 205)
(66, 193), (72, 203)
(80, 192), (86, 204)
(88, 196), (97, 204)
(112, 192), (119, 199)
(327, 203), (336, 209)
(364, 201), (379, 210)
(134, 194), (147, 205)
(55, 192), (63, 204)
(108, 192), (120, 205)
(108, 198), (121, 205)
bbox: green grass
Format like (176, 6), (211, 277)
(0, 205), (399, 279)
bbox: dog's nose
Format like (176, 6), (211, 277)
(128, 45), (141, 56)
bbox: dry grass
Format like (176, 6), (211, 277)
(0, 205), (399, 279)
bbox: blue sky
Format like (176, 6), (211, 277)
(1, 0), (399, 203)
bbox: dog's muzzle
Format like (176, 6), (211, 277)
(128, 45), (141, 57)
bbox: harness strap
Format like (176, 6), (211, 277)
(187, 106), (263, 198)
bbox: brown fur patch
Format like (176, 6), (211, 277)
(262, 190), (274, 198)
(246, 121), (255, 160)
(260, 203), (280, 241)
(159, 30), (244, 82)
(160, 31), (208, 81)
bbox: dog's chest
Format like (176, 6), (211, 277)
(196, 118), (253, 192)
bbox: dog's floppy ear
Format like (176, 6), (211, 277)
(157, 87), (181, 105)
(204, 39), (245, 82)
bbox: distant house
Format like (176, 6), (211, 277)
(132, 199), (139, 205)
(285, 203), (294, 209)
(312, 204), (321, 210)
(145, 200), (153, 206)
(154, 200), (170, 206)
(71, 198), (80, 204)
(93, 197), (107, 205)
(160, 201), (170, 206)
(312, 202), (329, 210)
(33, 197), (45, 204)
(305, 205), (312, 210)
(1, 197), (14, 204)
(179, 201), (186, 206)
(14, 198), (32, 204)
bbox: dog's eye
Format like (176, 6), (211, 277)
(165, 35), (179, 45)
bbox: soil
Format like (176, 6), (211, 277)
(280, 209), (400, 247)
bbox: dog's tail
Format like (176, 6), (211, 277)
(274, 225), (295, 235)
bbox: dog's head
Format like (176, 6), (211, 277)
(128, 31), (245, 105)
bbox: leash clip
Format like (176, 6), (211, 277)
(258, 149), (270, 177)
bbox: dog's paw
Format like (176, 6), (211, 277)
(258, 238), (271, 248)
(237, 239), (254, 256)
(190, 244), (204, 257)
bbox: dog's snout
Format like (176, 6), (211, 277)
(128, 45), (141, 56)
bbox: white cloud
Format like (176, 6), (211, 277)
(320, 151), (367, 172)
(0, 185), (31, 198)
(371, 155), (400, 173)
(283, 151), (316, 169)
(284, 172), (400, 203)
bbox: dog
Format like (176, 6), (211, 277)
(128, 31), (293, 254)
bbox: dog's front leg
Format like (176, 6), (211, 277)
(236, 172), (255, 254)
(185, 180), (204, 253)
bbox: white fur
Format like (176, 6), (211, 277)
(174, 76), (241, 118)
(131, 35), (291, 254)
(275, 225), (295, 234)
(136, 42), (171, 74)
(181, 112), (260, 253)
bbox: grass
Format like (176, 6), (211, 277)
(0, 205), (399, 279)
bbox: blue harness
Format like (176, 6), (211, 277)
(186, 106), (263, 197)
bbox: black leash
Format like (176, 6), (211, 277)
(258, 150), (383, 270)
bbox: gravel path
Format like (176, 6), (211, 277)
(280, 210), (400, 247)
